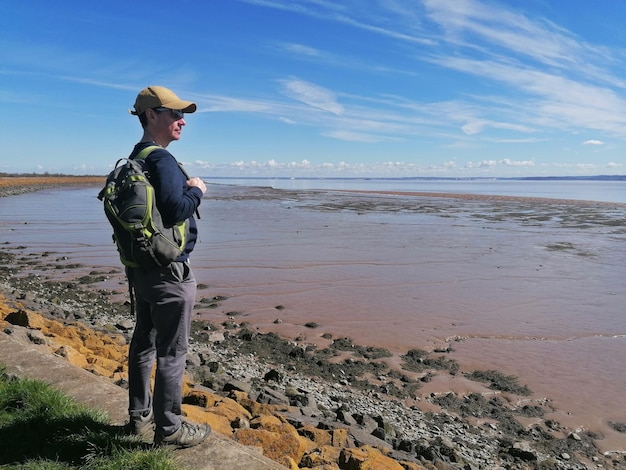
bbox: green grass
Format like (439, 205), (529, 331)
(0, 364), (182, 470)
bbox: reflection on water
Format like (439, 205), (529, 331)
(2, 185), (626, 451)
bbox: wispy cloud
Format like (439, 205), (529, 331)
(239, 0), (626, 143)
(278, 77), (344, 115)
(322, 129), (399, 143)
(423, 0), (595, 70)
(281, 43), (321, 58)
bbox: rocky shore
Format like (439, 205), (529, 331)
(1, 177), (624, 470)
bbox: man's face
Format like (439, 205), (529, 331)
(150, 108), (186, 144)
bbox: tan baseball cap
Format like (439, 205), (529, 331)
(130, 86), (197, 115)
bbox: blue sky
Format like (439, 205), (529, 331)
(2, 0), (626, 178)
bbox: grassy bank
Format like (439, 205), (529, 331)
(0, 364), (180, 470)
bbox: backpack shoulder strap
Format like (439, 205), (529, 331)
(130, 144), (201, 219)
(133, 145), (162, 161)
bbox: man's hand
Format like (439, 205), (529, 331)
(187, 177), (207, 194)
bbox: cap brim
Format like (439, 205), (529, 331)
(128, 101), (196, 115)
(162, 99), (196, 114)
(182, 102), (197, 113)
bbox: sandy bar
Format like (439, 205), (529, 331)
(338, 188), (626, 206)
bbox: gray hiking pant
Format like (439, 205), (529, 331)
(127, 261), (196, 436)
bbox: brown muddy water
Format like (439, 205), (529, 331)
(2, 184), (625, 452)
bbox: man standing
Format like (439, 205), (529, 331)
(126, 86), (210, 448)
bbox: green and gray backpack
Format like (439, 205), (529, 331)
(98, 146), (189, 269)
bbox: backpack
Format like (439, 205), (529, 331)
(98, 145), (189, 269)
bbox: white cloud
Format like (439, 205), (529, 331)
(279, 77), (344, 115)
(583, 139), (604, 145)
(283, 43), (320, 57)
(465, 160), (497, 169)
(500, 159), (535, 167)
(464, 158), (534, 169)
(323, 130), (394, 142)
(198, 95), (274, 113)
(575, 163), (598, 170)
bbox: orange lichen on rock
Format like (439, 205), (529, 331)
(235, 428), (310, 468)
(3, 308), (129, 378)
(339, 445), (407, 470)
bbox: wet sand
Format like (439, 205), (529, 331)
(2, 179), (625, 454)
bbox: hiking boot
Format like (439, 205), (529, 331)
(154, 421), (211, 448)
(128, 409), (155, 439)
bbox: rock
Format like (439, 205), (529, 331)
(186, 352), (202, 367)
(353, 413), (380, 433)
(257, 387), (290, 406)
(232, 416), (250, 429)
(27, 329), (47, 345)
(349, 426), (392, 451)
(182, 403), (234, 436)
(396, 439), (415, 453)
(339, 445), (405, 470)
(568, 432), (581, 441)
(115, 319), (134, 331)
(235, 428), (309, 468)
(298, 424), (333, 447)
(5, 309), (46, 329)
(54, 345), (89, 368)
(206, 360), (222, 372)
(371, 426), (388, 441)
(264, 369), (283, 382)
(223, 379), (252, 394)
(289, 346), (306, 359)
(299, 445), (342, 468)
(331, 428), (349, 447)
(507, 442), (537, 461)
(337, 408), (358, 426)
(204, 331), (225, 342)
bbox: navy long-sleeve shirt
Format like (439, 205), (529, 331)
(130, 142), (202, 262)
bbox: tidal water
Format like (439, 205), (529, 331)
(1, 182), (625, 452)
(201, 177), (626, 204)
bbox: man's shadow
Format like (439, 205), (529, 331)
(0, 413), (152, 465)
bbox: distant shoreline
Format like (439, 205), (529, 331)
(0, 175), (104, 197)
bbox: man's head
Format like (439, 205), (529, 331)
(132, 86), (196, 146)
